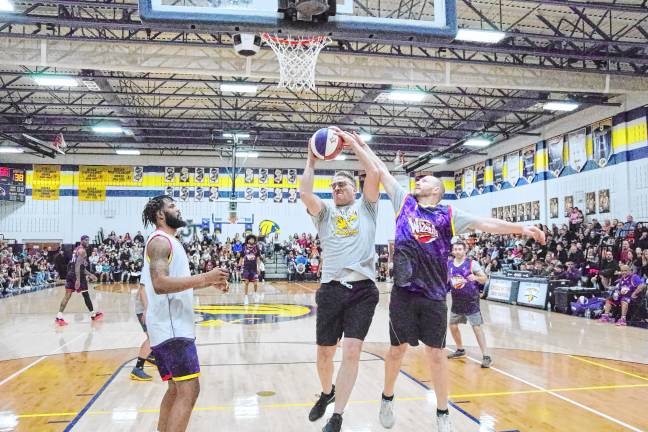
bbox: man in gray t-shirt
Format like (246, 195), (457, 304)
(300, 127), (380, 432)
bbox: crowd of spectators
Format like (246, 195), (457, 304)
(464, 213), (647, 285)
(1, 241), (63, 294)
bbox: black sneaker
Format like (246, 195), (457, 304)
(447, 349), (466, 359)
(322, 413), (342, 432)
(309, 385), (335, 422)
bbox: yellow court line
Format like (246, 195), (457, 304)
(568, 355), (648, 381)
(16, 382), (648, 419)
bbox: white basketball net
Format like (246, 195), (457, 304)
(262, 33), (331, 92)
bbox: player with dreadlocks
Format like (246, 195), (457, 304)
(141, 195), (229, 432)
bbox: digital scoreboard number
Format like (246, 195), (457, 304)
(0, 166), (26, 202)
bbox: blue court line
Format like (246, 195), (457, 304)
(362, 350), (482, 427)
(60, 341), (506, 431)
(63, 357), (134, 431)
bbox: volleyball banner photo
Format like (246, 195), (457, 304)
(592, 118), (613, 167)
(547, 135), (565, 177)
(506, 151), (520, 186)
(567, 128), (587, 172)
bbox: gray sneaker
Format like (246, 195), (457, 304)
(481, 356), (492, 368)
(436, 412), (454, 432)
(379, 397), (396, 428)
(447, 349), (466, 359)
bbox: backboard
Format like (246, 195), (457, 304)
(138, 0), (457, 45)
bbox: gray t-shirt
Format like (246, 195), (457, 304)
(391, 184), (477, 234)
(311, 198), (378, 283)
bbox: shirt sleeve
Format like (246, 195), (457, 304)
(310, 201), (331, 232)
(451, 206), (479, 235)
(391, 183), (408, 214)
(362, 195), (379, 220)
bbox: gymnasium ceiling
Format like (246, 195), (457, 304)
(0, 0), (647, 167)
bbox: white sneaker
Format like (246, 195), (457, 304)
(243, 295), (249, 306)
(379, 398), (396, 428)
(436, 412), (454, 432)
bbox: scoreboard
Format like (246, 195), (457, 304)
(0, 166), (26, 202)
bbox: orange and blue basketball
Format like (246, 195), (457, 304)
(310, 128), (343, 160)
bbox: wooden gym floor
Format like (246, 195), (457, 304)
(1, 281), (648, 431)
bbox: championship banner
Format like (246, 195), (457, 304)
(567, 128), (587, 172)
(32, 185), (59, 200)
(79, 165), (108, 184)
(78, 184), (106, 201)
(109, 166), (132, 185)
(33, 165), (61, 183)
(506, 151), (520, 186)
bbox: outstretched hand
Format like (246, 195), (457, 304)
(522, 225), (546, 245)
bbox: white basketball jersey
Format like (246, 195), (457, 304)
(142, 230), (195, 347)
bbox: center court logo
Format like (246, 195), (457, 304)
(194, 304), (314, 327)
(408, 217), (439, 243)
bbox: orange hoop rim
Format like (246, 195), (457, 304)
(262, 33), (329, 46)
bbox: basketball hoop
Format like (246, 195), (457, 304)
(262, 33), (331, 92)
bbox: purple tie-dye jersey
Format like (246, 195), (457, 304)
(393, 194), (455, 300)
(448, 258), (481, 315)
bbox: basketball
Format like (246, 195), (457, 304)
(310, 128), (344, 160)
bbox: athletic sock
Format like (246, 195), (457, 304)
(382, 393), (394, 401)
(436, 409), (449, 416)
(56, 312), (63, 319)
(136, 357), (146, 369)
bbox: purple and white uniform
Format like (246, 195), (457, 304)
(448, 258), (483, 315)
(611, 274), (645, 304)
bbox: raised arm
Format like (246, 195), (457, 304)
(469, 218), (546, 245)
(332, 128), (380, 203)
(147, 236), (228, 294)
(299, 143), (325, 216)
(350, 132), (400, 200)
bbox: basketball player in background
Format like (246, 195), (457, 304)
(346, 132), (544, 431)
(55, 234), (102, 326)
(130, 283), (155, 381)
(447, 242), (491, 367)
(241, 234), (261, 305)
(300, 128), (380, 432)
(141, 195), (229, 432)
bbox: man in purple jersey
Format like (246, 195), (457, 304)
(446, 242), (490, 367)
(599, 264), (646, 326)
(342, 133), (545, 431)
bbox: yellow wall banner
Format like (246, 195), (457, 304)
(79, 165), (108, 184)
(32, 185), (60, 200)
(79, 184), (106, 201)
(33, 165), (61, 183)
(109, 166), (132, 185)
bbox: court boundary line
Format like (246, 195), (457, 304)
(0, 333), (87, 386)
(568, 355), (648, 381)
(63, 356), (134, 432)
(60, 341), (483, 430)
(458, 350), (644, 432)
